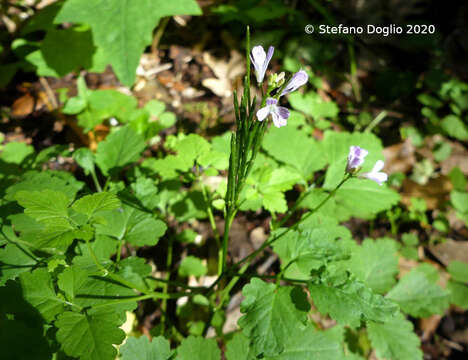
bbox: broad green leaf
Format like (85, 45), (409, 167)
(73, 148), (95, 174)
(334, 178), (400, 220)
(367, 312), (423, 360)
(177, 336), (220, 360)
(72, 192), (121, 219)
(387, 265), (450, 317)
(5, 170), (83, 201)
(266, 325), (345, 360)
(95, 205), (166, 246)
(288, 91), (339, 120)
(441, 115), (468, 140)
(55, 0), (202, 86)
(120, 336), (173, 360)
(170, 191), (208, 221)
(447, 280), (468, 309)
(0, 142), (34, 164)
(95, 126), (146, 175)
(15, 189), (70, 223)
(238, 279), (310, 357)
(309, 277), (398, 327)
(19, 268), (63, 322)
(447, 260), (468, 283)
(57, 266), (89, 302)
(26, 26), (106, 77)
(56, 310), (125, 360)
(178, 256), (207, 277)
(0, 243), (37, 285)
(348, 238), (399, 294)
(118, 256), (152, 290)
(272, 227), (351, 279)
(226, 333), (256, 360)
(451, 190), (468, 214)
(262, 126), (326, 181)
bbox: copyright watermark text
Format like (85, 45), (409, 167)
(305, 24), (436, 36)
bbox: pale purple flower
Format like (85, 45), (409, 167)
(361, 160), (388, 185)
(257, 98), (290, 128)
(250, 45), (274, 84)
(280, 70), (308, 96)
(346, 146), (368, 173)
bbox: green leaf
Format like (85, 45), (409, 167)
(447, 280), (468, 309)
(15, 189), (70, 223)
(95, 205), (166, 246)
(178, 256), (207, 277)
(120, 336), (174, 360)
(348, 238), (399, 294)
(19, 268), (64, 322)
(55, 0), (202, 86)
(0, 244), (37, 285)
(0, 142), (34, 164)
(441, 115), (468, 140)
(26, 26), (106, 77)
(95, 126), (146, 175)
(262, 126), (326, 181)
(56, 310), (125, 360)
(447, 260), (468, 283)
(289, 91), (339, 120)
(334, 178), (400, 220)
(451, 190), (468, 214)
(238, 279), (310, 357)
(72, 192), (121, 219)
(266, 325), (345, 360)
(367, 312), (423, 360)
(225, 333), (256, 360)
(177, 336), (220, 360)
(57, 266), (89, 302)
(448, 167), (467, 192)
(309, 277), (398, 327)
(73, 148), (95, 174)
(272, 227), (351, 279)
(387, 265), (450, 317)
(5, 170), (83, 201)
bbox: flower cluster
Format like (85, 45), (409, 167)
(250, 45), (308, 128)
(346, 145), (388, 185)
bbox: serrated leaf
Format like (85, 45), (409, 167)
(262, 126), (326, 181)
(0, 142), (34, 164)
(225, 333), (256, 360)
(386, 265), (449, 317)
(367, 312), (423, 360)
(309, 277), (398, 327)
(288, 91), (339, 120)
(72, 192), (121, 219)
(266, 325), (345, 360)
(95, 205), (166, 246)
(120, 336), (174, 360)
(15, 189), (70, 223)
(348, 238), (399, 294)
(95, 126), (145, 175)
(441, 115), (468, 140)
(5, 170), (83, 201)
(238, 279), (310, 357)
(178, 256), (207, 277)
(0, 243), (37, 285)
(19, 268), (63, 322)
(272, 227), (351, 279)
(57, 266), (89, 302)
(56, 310), (125, 360)
(177, 336), (220, 360)
(55, 0), (201, 86)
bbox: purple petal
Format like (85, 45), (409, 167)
(266, 97), (278, 106)
(280, 70), (309, 96)
(276, 106), (290, 120)
(271, 112), (287, 128)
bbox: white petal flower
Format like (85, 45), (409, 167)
(256, 98), (290, 128)
(250, 45), (274, 84)
(361, 160), (388, 185)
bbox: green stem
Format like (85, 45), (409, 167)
(90, 169), (102, 192)
(365, 110), (388, 133)
(161, 235), (174, 331)
(201, 183), (220, 247)
(90, 291), (189, 310)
